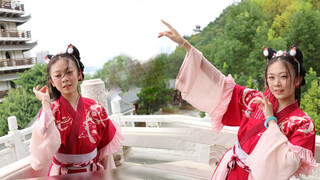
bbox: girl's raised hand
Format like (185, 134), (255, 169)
(33, 85), (50, 102)
(158, 20), (186, 46)
(254, 92), (276, 124)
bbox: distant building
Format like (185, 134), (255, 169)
(0, 0), (37, 100)
(36, 51), (49, 64)
(106, 89), (140, 116)
(193, 25), (202, 34)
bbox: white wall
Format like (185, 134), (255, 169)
(0, 81), (9, 91)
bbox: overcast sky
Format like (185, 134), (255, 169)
(19, 0), (238, 71)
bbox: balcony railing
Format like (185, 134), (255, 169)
(0, 1), (24, 12)
(0, 58), (37, 68)
(0, 30), (31, 39)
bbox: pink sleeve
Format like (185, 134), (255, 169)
(176, 46), (236, 133)
(247, 123), (318, 179)
(30, 109), (61, 170)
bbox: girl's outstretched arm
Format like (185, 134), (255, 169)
(158, 20), (191, 52)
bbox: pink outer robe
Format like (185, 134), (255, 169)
(176, 46), (317, 180)
(30, 95), (124, 176)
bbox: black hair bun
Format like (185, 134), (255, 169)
(45, 54), (53, 60)
(66, 44), (81, 61)
(66, 44), (84, 81)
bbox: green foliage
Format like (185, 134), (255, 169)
(300, 69), (320, 135)
(14, 63), (48, 93)
(285, 9), (320, 73)
(91, 55), (144, 91)
(199, 111), (206, 118)
(137, 54), (173, 115)
(0, 63), (47, 136)
(89, 0), (320, 126)
(137, 84), (172, 115)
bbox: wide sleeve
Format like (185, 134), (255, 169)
(30, 109), (61, 170)
(175, 46), (236, 133)
(247, 122), (317, 179)
(92, 104), (124, 161)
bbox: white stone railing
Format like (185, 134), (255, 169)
(0, 78), (319, 179)
(0, 116), (33, 168)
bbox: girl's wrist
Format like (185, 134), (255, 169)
(179, 39), (187, 47)
(41, 99), (51, 111)
(42, 99), (50, 104)
(264, 116), (278, 128)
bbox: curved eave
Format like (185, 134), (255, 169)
(0, 14), (31, 26)
(0, 8), (25, 16)
(0, 41), (37, 51)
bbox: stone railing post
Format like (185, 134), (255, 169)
(8, 116), (27, 160)
(111, 100), (123, 126)
(80, 79), (108, 111)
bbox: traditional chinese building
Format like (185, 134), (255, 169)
(0, 0), (37, 100)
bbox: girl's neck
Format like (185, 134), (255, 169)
(62, 92), (80, 109)
(277, 98), (296, 112)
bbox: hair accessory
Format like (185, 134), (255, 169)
(263, 45), (301, 82)
(67, 45), (74, 54)
(45, 54), (53, 60)
(263, 46), (269, 61)
(275, 50), (285, 57)
(290, 46), (297, 56)
(290, 46), (301, 81)
(66, 44), (84, 81)
(264, 116), (278, 128)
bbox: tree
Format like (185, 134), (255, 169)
(92, 55), (144, 91)
(0, 63), (47, 136)
(286, 10), (320, 73)
(300, 69), (320, 135)
(137, 54), (173, 115)
(14, 63), (48, 93)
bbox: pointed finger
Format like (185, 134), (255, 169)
(161, 19), (174, 30)
(158, 32), (164, 38)
(35, 85), (40, 91)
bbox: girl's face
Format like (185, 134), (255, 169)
(50, 59), (81, 98)
(267, 60), (297, 108)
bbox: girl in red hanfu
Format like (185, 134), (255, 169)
(30, 44), (124, 176)
(159, 20), (318, 179)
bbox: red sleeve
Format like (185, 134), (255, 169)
(222, 85), (261, 126)
(288, 115), (316, 155)
(92, 104), (116, 150)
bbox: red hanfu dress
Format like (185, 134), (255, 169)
(176, 46), (317, 179)
(30, 95), (124, 176)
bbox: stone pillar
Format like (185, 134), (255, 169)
(8, 116), (27, 160)
(80, 79), (108, 109)
(111, 100), (123, 126)
(111, 100), (121, 114)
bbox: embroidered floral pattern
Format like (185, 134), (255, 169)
(77, 103), (110, 144)
(279, 115), (314, 137)
(240, 88), (260, 119)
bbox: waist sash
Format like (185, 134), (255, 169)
(53, 148), (97, 165)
